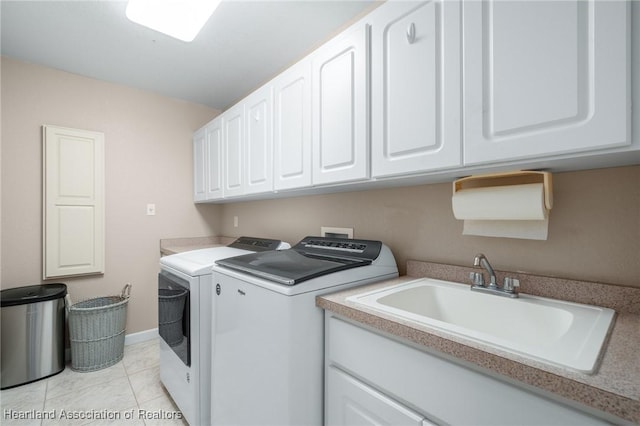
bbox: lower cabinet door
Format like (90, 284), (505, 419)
(327, 365), (430, 426)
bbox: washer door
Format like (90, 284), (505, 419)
(158, 271), (190, 366)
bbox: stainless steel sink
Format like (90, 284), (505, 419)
(347, 278), (615, 373)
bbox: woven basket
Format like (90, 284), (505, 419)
(68, 284), (131, 372)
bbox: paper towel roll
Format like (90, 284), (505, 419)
(452, 183), (547, 221)
(462, 219), (549, 240)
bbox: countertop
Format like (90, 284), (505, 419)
(159, 236), (237, 256)
(317, 260), (640, 424)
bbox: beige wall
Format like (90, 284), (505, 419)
(1, 57), (222, 333)
(2, 57), (638, 340)
(220, 165), (640, 288)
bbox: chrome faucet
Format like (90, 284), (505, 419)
(470, 253), (519, 298)
(473, 253), (497, 288)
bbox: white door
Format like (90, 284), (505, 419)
(245, 85), (273, 195)
(205, 117), (224, 200)
(371, 0), (462, 178)
(193, 127), (207, 202)
(463, 0), (630, 165)
(273, 59), (312, 191)
(327, 366), (427, 426)
(43, 125), (105, 278)
(312, 24), (370, 185)
(223, 103), (245, 198)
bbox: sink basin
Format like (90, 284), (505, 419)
(347, 278), (615, 373)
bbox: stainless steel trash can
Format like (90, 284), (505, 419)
(1, 283), (67, 389)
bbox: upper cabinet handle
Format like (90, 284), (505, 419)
(406, 23), (416, 44)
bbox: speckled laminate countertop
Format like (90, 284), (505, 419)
(317, 260), (640, 424)
(159, 236), (237, 256)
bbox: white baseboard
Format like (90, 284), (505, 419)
(125, 328), (159, 346)
(65, 328), (159, 361)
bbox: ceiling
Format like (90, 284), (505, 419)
(1, 0), (378, 110)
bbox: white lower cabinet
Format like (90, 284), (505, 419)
(325, 315), (611, 426)
(328, 365), (434, 426)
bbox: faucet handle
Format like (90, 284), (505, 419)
(503, 277), (520, 293)
(469, 272), (484, 287)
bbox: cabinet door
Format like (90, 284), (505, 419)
(223, 103), (245, 198)
(312, 24), (369, 185)
(273, 60), (312, 191)
(371, 0), (461, 178)
(205, 117), (224, 200)
(245, 85), (273, 195)
(43, 126), (105, 278)
(463, 0), (630, 165)
(327, 366), (426, 426)
(193, 127), (207, 202)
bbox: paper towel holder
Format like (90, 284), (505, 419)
(453, 171), (553, 211)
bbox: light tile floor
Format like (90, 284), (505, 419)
(1, 338), (187, 426)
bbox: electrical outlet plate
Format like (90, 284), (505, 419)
(321, 226), (353, 239)
(146, 204), (156, 216)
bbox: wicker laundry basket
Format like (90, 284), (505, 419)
(158, 288), (187, 347)
(67, 284), (131, 372)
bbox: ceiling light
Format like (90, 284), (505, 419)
(126, 0), (221, 42)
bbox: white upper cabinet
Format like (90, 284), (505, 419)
(223, 103), (245, 198)
(193, 127), (207, 202)
(245, 85), (274, 195)
(463, 0), (630, 165)
(273, 59), (312, 191)
(312, 23), (370, 186)
(194, 0), (634, 203)
(371, 0), (462, 178)
(205, 117), (224, 200)
(194, 117), (223, 202)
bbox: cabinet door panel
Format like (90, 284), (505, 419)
(274, 61), (312, 190)
(205, 119), (223, 200)
(327, 366), (425, 426)
(372, 0), (461, 177)
(193, 128), (206, 202)
(43, 126), (104, 278)
(224, 105), (244, 197)
(245, 86), (273, 195)
(463, 0), (630, 165)
(313, 24), (369, 185)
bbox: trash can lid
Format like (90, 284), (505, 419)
(1, 283), (67, 307)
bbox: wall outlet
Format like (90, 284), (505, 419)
(233, 216), (239, 227)
(146, 204), (156, 216)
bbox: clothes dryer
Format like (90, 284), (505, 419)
(158, 236), (289, 425)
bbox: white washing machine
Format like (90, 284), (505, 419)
(158, 237), (289, 426)
(210, 236), (398, 426)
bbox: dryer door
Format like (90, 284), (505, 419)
(158, 271), (191, 366)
